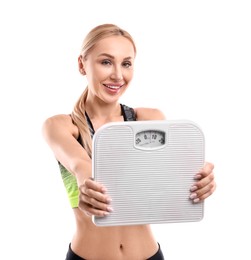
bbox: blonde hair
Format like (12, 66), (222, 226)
(71, 24), (136, 157)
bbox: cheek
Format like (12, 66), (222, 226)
(94, 66), (111, 79)
(86, 68), (107, 83)
(124, 70), (134, 82)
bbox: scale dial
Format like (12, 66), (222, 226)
(135, 130), (165, 149)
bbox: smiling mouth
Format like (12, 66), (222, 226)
(103, 84), (124, 90)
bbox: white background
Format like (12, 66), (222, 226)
(0, 0), (250, 259)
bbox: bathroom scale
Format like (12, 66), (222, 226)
(92, 120), (205, 226)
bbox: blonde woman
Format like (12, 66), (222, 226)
(42, 24), (216, 260)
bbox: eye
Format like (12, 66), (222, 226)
(101, 59), (112, 66)
(122, 61), (132, 68)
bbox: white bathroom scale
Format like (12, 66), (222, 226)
(92, 120), (205, 226)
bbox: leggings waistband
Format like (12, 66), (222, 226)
(148, 243), (165, 260)
(66, 243), (164, 260)
(66, 244), (86, 260)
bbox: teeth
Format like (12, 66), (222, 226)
(106, 85), (120, 89)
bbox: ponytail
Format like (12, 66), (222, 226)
(71, 87), (92, 158)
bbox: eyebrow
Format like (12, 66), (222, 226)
(98, 53), (132, 60)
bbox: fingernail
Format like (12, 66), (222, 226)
(107, 206), (114, 212)
(107, 197), (112, 203)
(194, 174), (201, 180)
(190, 193), (197, 199)
(102, 187), (107, 193)
(193, 198), (200, 203)
(190, 186), (198, 192)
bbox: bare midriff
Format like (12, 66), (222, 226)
(71, 208), (159, 260)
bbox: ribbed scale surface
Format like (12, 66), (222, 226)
(92, 122), (204, 226)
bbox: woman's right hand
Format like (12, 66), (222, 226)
(78, 178), (113, 217)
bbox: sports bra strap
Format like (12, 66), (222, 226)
(85, 104), (136, 137)
(121, 104), (136, 121)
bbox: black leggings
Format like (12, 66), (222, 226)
(66, 243), (165, 260)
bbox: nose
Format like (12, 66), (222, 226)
(110, 65), (123, 81)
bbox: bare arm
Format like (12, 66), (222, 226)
(42, 114), (90, 181)
(42, 114), (112, 216)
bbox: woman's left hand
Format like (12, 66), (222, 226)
(190, 162), (216, 203)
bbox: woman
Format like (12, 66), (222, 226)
(42, 24), (216, 260)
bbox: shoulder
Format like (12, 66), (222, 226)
(42, 114), (78, 138)
(134, 107), (166, 120)
(43, 114), (72, 127)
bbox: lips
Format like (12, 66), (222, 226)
(103, 84), (124, 90)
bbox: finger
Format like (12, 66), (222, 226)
(190, 179), (216, 203)
(80, 183), (112, 204)
(190, 171), (214, 193)
(197, 162), (214, 178)
(192, 182), (216, 203)
(79, 179), (109, 201)
(84, 178), (107, 193)
(78, 201), (110, 217)
(80, 193), (113, 212)
(193, 162), (215, 187)
(193, 171), (215, 191)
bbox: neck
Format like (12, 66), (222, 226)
(85, 97), (121, 120)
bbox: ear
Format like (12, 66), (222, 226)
(78, 55), (86, 75)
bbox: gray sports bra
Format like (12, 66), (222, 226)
(85, 103), (136, 138)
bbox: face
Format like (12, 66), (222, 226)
(79, 36), (135, 104)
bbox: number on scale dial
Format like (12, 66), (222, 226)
(135, 130), (165, 148)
